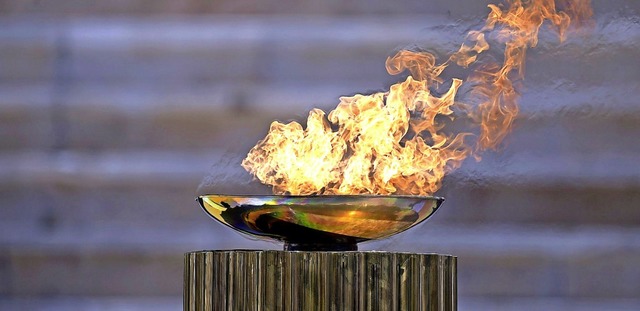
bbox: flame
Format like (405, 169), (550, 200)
(242, 0), (592, 196)
(465, 0), (592, 151)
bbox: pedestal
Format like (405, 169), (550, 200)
(184, 250), (456, 310)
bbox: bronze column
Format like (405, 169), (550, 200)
(184, 250), (456, 311)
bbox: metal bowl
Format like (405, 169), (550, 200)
(197, 195), (444, 251)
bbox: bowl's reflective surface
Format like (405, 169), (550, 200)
(198, 195), (443, 250)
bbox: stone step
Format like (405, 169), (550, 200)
(0, 15), (638, 151)
(1, 296), (639, 311)
(0, 297), (182, 311)
(0, 14), (637, 85)
(0, 82), (377, 151)
(1, 80), (639, 152)
(2, 224), (640, 299)
(0, 150), (638, 228)
(0, 0), (494, 17)
(0, 85), (54, 150)
(0, 0), (636, 17)
(461, 297), (640, 311)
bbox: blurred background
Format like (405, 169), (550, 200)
(1, 0), (639, 310)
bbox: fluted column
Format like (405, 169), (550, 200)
(184, 250), (456, 311)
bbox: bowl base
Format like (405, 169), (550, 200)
(284, 242), (357, 251)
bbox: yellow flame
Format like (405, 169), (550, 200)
(242, 0), (592, 195)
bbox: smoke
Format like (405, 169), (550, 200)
(197, 151), (271, 196)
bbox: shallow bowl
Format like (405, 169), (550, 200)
(197, 194), (444, 251)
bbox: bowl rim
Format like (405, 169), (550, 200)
(197, 194), (445, 201)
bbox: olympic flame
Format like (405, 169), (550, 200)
(242, 0), (592, 195)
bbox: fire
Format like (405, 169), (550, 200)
(242, 0), (592, 196)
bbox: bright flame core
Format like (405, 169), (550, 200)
(242, 0), (592, 196)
